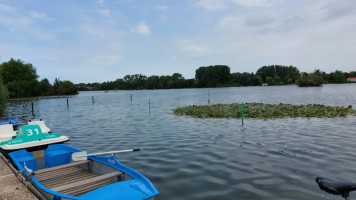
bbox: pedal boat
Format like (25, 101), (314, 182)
(0, 124), (69, 156)
(9, 144), (159, 200)
(0, 116), (20, 130)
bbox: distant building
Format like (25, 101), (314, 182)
(86, 86), (93, 90)
(262, 83), (268, 86)
(347, 77), (356, 82)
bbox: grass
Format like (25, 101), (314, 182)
(173, 103), (356, 119)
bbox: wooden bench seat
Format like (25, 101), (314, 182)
(50, 171), (123, 193)
(34, 160), (92, 175)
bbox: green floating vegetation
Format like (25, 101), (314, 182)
(173, 103), (356, 119)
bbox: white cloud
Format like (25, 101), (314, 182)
(134, 21), (151, 35)
(0, 3), (17, 13)
(194, 0), (281, 11)
(195, 0), (226, 11)
(81, 25), (106, 37)
(97, 0), (104, 6)
(97, 9), (111, 17)
(84, 54), (122, 66)
(178, 39), (215, 57)
(230, 0), (274, 7)
(157, 5), (169, 11)
(159, 15), (168, 22)
(30, 11), (46, 19)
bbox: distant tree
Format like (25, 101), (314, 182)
(36, 78), (54, 96)
(0, 75), (7, 116)
(185, 79), (196, 88)
(53, 78), (61, 93)
(274, 76), (282, 85)
(0, 58), (39, 97)
(146, 76), (161, 89)
(256, 65), (300, 84)
(159, 75), (172, 89)
(56, 81), (78, 95)
(196, 65), (230, 87)
(170, 73), (185, 88)
(297, 70), (324, 87)
(0, 58), (38, 84)
(333, 70), (346, 83)
(123, 74), (147, 89)
(265, 76), (273, 84)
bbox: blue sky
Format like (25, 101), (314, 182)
(0, 0), (355, 83)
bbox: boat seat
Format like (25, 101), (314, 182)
(18, 155), (38, 172)
(28, 120), (51, 133)
(316, 177), (356, 198)
(45, 150), (71, 168)
(35, 160), (92, 175)
(0, 124), (17, 141)
(50, 171), (123, 192)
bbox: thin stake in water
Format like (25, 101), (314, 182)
(242, 102), (244, 127)
(208, 90), (210, 104)
(31, 102), (34, 116)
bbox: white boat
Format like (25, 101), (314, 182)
(28, 119), (52, 133)
(0, 124), (69, 157)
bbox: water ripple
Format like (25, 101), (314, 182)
(5, 85), (356, 200)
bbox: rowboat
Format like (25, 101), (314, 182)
(0, 124), (69, 157)
(9, 144), (159, 200)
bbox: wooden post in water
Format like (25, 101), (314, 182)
(130, 94), (132, 101)
(66, 98), (69, 108)
(241, 102), (244, 127)
(31, 102), (34, 116)
(149, 99), (151, 114)
(92, 96), (94, 104)
(208, 90), (210, 104)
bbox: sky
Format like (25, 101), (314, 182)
(0, 0), (355, 83)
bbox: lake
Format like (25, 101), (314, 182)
(5, 84), (356, 200)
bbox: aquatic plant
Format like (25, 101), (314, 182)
(173, 103), (356, 119)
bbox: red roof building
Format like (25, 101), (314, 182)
(347, 77), (356, 82)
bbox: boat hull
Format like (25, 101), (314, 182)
(9, 144), (159, 200)
(0, 137), (69, 158)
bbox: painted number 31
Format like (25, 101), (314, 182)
(27, 128), (40, 136)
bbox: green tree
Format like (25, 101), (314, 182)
(256, 65), (300, 84)
(265, 76), (274, 84)
(0, 74), (7, 116)
(57, 81), (78, 95)
(195, 65), (230, 87)
(333, 70), (345, 83)
(297, 70), (324, 87)
(37, 79), (54, 96)
(0, 58), (38, 84)
(0, 58), (39, 97)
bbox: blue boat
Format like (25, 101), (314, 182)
(0, 116), (20, 130)
(9, 144), (159, 200)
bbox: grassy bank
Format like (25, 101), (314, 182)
(173, 103), (356, 119)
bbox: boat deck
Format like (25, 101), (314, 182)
(35, 160), (122, 197)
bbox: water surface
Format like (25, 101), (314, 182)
(6, 84), (356, 200)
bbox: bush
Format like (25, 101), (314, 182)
(0, 75), (7, 116)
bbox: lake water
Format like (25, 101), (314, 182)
(5, 84), (356, 200)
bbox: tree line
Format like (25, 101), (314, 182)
(0, 58), (78, 100)
(77, 65), (355, 91)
